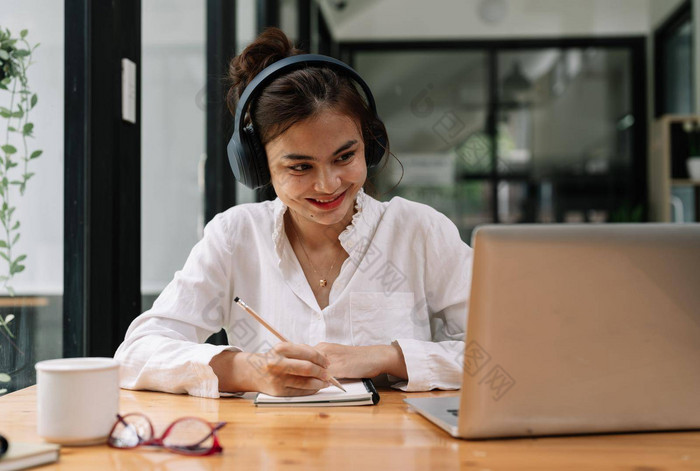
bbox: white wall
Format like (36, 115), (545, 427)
(319, 0), (652, 40)
(1, 0), (64, 295)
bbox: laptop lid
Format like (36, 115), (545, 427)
(458, 224), (700, 438)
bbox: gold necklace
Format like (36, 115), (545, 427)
(290, 222), (344, 288)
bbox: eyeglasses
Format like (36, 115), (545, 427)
(108, 413), (226, 456)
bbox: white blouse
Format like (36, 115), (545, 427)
(114, 189), (473, 398)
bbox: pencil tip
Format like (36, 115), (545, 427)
(233, 296), (240, 302)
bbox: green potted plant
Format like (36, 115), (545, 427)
(0, 26), (42, 395)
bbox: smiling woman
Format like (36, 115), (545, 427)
(114, 27), (473, 399)
(267, 112), (366, 231)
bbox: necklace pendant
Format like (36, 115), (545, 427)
(319, 279), (327, 288)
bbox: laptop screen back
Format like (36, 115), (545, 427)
(459, 224), (700, 438)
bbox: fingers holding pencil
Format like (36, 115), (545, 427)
(258, 343), (334, 395)
(234, 296), (347, 393)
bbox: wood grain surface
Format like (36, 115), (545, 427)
(1, 386), (699, 470)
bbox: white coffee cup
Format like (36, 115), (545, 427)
(35, 357), (120, 445)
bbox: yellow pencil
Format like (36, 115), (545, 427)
(233, 296), (347, 392)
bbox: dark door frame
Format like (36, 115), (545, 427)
(64, 0), (142, 357)
(206, 0), (238, 224)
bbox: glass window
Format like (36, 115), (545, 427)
(660, 17), (694, 114)
(498, 48), (634, 224)
(355, 50), (489, 239)
(141, 0), (206, 311)
(1, 0), (64, 394)
(354, 43), (643, 239)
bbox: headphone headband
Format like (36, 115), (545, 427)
(233, 54), (378, 135)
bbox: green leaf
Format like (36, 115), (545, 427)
(7, 126), (16, 132)
(0, 373), (10, 383)
(1, 145), (16, 155)
(7, 162), (17, 169)
(13, 255), (26, 264)
(23, 122), (33, 135)
(30, 150), (42, 159)
(4, 314), (13, 323)
(12, 233), (19, 245)
(0, 241), (5, 248)
(14, 49), (30, 57)
(11, 221), (19, 231)
(0, 110), (10, 118)
(2, 178), (7, 187)
(23, 172), (35, 180)
(13, 264), (24, 274)
(20, 29), (28, 38)
(31, 94), (37, 108)
(0, 252), (9, 262)
(11, 110), (24, 119)
(5, 286), (14, 297)
(0, 50), (8, 60)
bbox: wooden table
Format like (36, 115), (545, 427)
(1, 386), (699, 470)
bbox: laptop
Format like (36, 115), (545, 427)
(405, 223), (700, 439)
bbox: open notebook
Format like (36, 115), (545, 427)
(254, 379), (380, 407)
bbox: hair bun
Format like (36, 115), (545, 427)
(226, 27), (302, 116)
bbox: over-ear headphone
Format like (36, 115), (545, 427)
(227, 54), (387, 189)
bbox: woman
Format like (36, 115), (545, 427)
(115, 28), (472, 398)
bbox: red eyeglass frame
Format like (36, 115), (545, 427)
(107, 413), (226, 456)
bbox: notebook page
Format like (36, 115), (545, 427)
(255, 380), (370, 403)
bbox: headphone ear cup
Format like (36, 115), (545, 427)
(242, 124), (271, 189)
(364, 120), (388, 168)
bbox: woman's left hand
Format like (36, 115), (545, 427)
(313, 342), (408, 380)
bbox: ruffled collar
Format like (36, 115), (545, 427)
(271, 188), (377, 263)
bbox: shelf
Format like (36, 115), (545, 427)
(0, 297), (49, 308)
(649, 114), (700, 221)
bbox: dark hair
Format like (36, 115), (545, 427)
(226, 27), (389, 166)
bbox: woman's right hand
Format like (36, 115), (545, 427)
(211, 343), (332, 396)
